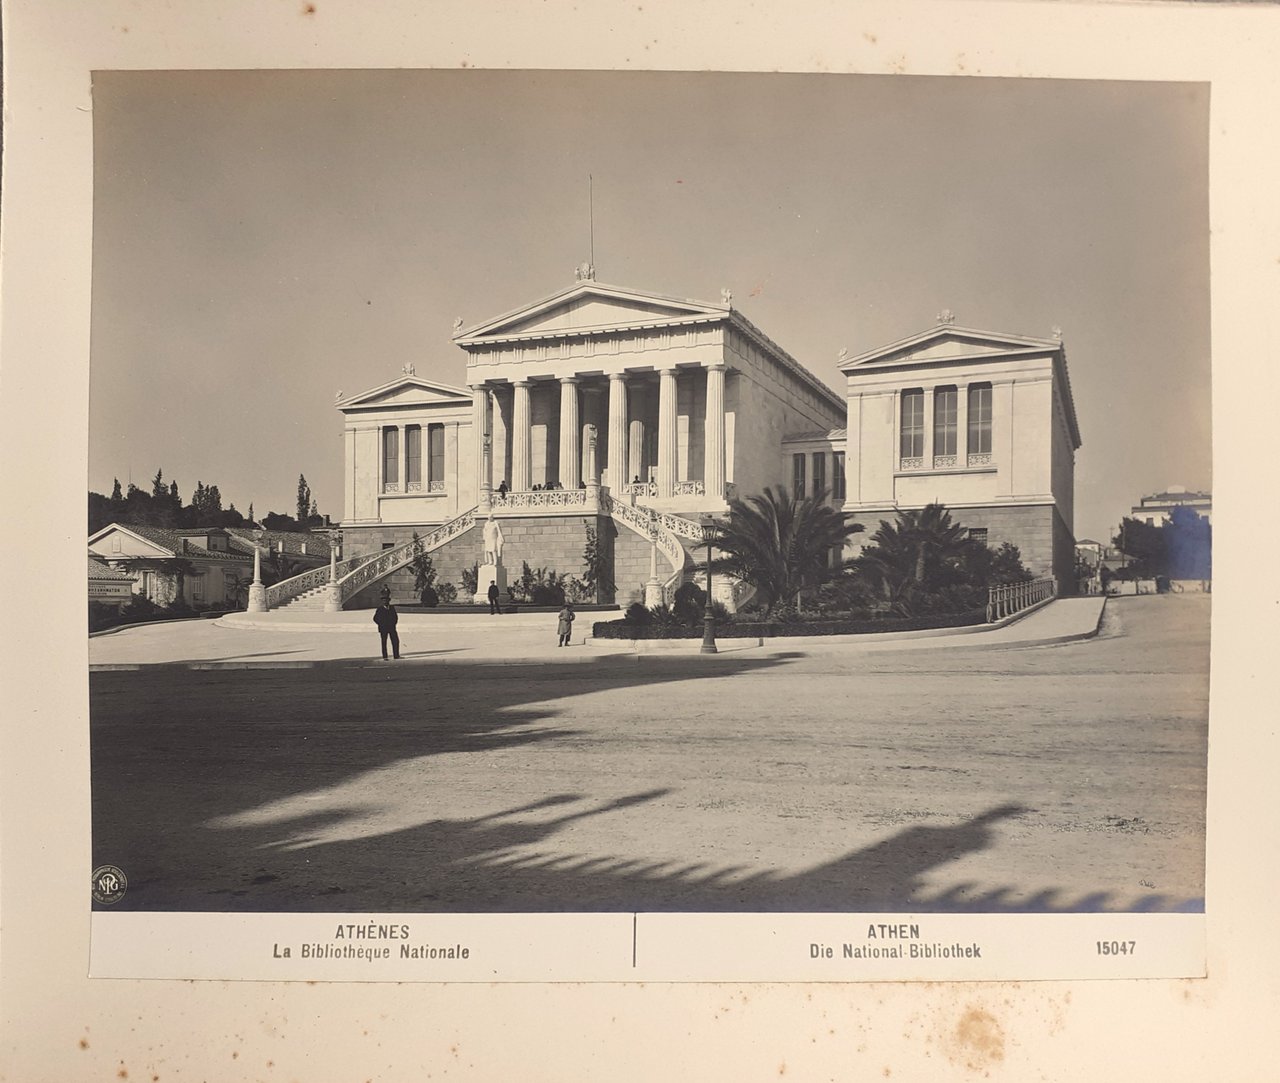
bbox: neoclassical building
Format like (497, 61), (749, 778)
(325, 276), (1080, 608)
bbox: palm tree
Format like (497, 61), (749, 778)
(857, 503), (971, 613)
(708, 486), (863, 612)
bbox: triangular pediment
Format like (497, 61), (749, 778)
(87, 524), (175, 558)
(841, 326), (1061, 371)
(337, 376), (473, 411)
(456, 281), (729, 343)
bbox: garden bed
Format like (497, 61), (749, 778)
(591, 609), (987, 639)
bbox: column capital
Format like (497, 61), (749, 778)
(704, 361), (728, 371)
(513, 378), (533, 388)
(560, 374), (581, 386)
(608, 370), (627, 382)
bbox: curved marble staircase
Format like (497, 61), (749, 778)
(265, 495), (744, 612)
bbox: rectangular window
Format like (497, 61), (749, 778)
(428, 423), (445, 489)
(968, 384), (993, 456)
(405, 425), (422, 488)
(812, 452), (826, 498)
(934, 386), (958, 458)
(832, 452), (846, 501)
(968, 528), (988, 546)
(900, 389), (925, 462)
(792, 453), (806, 497)
(190, 574), (204, 603)
(382, 427), (400, 486)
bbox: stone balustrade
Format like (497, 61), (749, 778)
(264, 556), (365, 609)
(986, 576), (1056, 623)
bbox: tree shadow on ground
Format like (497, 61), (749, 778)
(91, 647), (1203, 915)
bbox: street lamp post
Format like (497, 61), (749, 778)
(700, 515), (718, 655)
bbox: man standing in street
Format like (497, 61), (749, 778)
(487, 580), (502, 615)
(373, 597), (401, 660)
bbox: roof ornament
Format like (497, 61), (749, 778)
(401, 362), (417, 377)
(575, 261), (596, 282)
(720, 287), (733, 306)
(936, 308), (956, 326)
(334, 389), (344, 401)
(452, 316), (465, 334)
(837, 346), (849, 363)
(1051, 325), (1063, 341)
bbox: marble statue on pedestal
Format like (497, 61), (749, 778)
(475, 512), (508, 605)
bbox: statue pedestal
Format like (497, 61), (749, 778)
(643, 576), (664, 609)
(474, 563), (508, 606)
(247, 583), (267, 613)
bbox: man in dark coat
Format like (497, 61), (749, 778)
(373, 599), (400, 660)
(487, 581), (501, 615)
(557, 601), (575, 647)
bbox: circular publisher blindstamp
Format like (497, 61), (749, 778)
(91, 864), (128, 905)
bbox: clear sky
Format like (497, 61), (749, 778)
(89, 69), (1209, 543)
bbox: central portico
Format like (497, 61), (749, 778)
(454, 275), (842, 515)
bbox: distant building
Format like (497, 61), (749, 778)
(87, 523), (252, 607)
(222, 527), (332, 568)
(1129, 486), (1211, 526)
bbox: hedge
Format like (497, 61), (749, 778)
(591, 609), (987, 639)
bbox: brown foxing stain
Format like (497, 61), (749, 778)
(303, 3), (317, 13)
(863, 32), (878, 44)
(118, 1068), (129, 1080)
(79, 1038), (90, 1050)
(950, 1007), (1005, 1071)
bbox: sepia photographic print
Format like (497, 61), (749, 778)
(82, 68), (1212, 982)
(7, 2), (1280, 1079)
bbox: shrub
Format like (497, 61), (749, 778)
(531, 581), (566, 606)
(461, 562), (479, 596)
(435, 582), (457, 604)
(672, 582), (707, 624)
(647, 603), (681, 626)
(419, 585), (440, 608)
(624, 601), (651, 625)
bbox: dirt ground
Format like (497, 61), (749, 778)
(89, 594), (1209, 914)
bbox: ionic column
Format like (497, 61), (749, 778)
(511, 380), (532, 491)
(703, 363), (727, 501)
(558, 376), (581, 489)
(470, 384), (491, 506)
(656, 367), (679, 498)
(628, 383), (648, 485)
(607, 372), (628, 489)
(923, 385), (935, 467)
(957, 382), (970, 466)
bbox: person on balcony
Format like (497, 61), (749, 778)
(496, 479), (508, 499)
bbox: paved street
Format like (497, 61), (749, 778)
(89, 595), (1208, 914)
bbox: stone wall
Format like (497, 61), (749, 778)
(842, 503), (1060, 582)
(343, 516), (623, 606)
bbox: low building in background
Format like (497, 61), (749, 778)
(1129, 486), (1211, 526)
(87, 523), (253, 608)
